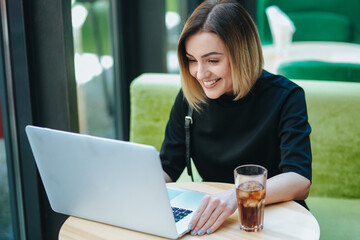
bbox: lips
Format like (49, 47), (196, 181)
(203, 78), (221, 87)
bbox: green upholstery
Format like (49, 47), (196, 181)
(257, 0), (360, 44)
(306, 197), (360, 240)
(277, 61), (360, 82)
(295, 80), (360, 199)
(289, 11), (352, 42)
(130, 73), (181, 151)
(299, 79), (360, 239)
(130, 73), (360, 239)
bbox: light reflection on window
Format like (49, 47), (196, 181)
(71, 0), (115, 138)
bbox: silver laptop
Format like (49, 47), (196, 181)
(25, 125), (205, 239)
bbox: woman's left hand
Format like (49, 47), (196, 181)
(188, 189), (238, 236)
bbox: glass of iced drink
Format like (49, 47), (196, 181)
(234, 165), (267, 232)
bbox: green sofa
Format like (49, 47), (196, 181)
(256, 0), (360, 44)
(277, 61), (360, 82)
(130, 73), (360, 239)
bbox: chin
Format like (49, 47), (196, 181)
(204, 91), (222, 99)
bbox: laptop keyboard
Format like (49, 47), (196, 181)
(172, 207), (193, 222)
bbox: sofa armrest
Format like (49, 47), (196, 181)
(130, 73), (181, 150)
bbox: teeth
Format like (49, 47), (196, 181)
(203, 78), (219, 86)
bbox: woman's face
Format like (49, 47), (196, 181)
(185, 32), (233, 99)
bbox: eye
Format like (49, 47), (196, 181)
(187, 58), (197, 63)
(209, 59), (219, 64)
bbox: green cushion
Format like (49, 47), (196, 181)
(278, 61), (360, 82)
(294, 80), (360, 198)
(289, 11), (352, 42)
(306, 197), (360, 240)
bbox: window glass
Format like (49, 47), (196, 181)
(165, 0), (181, 73)
(71, 0), (116, 138)
(0, 104), (13, 239)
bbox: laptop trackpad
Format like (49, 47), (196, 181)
(170, 190), (206, 210)
(167, 188), (186, 200)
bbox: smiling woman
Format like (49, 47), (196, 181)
(160, 0), (312, 237)
(177, 0), (263, 111)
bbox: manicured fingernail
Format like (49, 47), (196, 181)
(206, 229), (212, 234)
(188, 224), (193, 230)
(191, 230), (196, 235)
(198, 230), (203, 235)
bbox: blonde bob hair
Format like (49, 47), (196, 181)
(178, 0), (263, 111)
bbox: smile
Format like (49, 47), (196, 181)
(203, 78), (221, 86)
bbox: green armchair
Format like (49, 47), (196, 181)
(256, 0), (360, 44)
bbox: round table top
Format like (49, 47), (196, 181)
(58, 182), (320, 240)
(262, 41), (360, 74)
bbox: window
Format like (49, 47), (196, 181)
(72, 0), (116, 138)
(165, 0), (181, 73)
(0, 105), (13, 239)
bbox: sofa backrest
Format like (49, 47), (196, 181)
(257, 0), (360, 44)
(277, 61), (360, 82)
(296, 80), (360, 199)
(130, 73), (360, 199)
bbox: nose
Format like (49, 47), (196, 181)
(195, 64), (210, 80)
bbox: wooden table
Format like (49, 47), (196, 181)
(262, 41), (360, 74)
(59, 182), (320, 240)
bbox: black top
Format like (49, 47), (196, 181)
(160, 70), (312, 184)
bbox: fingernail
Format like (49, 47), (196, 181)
(198, 230), (203, 235)
(207, 229), (212, 234)
(191, 230), (197, 235)
(188, 224), (193, 230)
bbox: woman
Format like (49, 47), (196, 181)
(160, 0), (312, 236)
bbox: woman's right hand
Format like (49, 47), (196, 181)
(188, 189), (238, 235)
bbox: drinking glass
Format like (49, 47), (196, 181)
(234, 164), (267, 232)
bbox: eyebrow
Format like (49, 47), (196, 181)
(186, 52), (223, 58)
